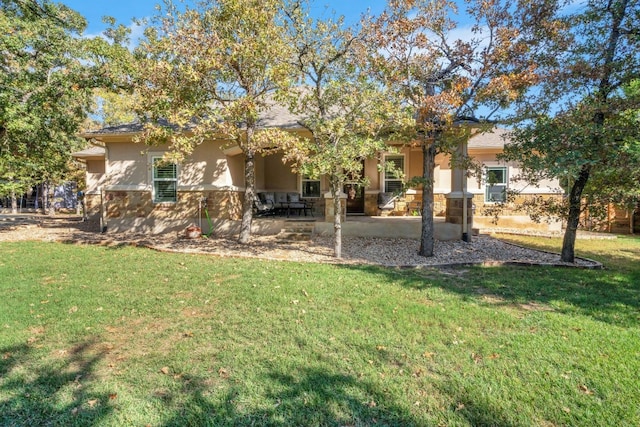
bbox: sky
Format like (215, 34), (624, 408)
(61, 0), (389, 38)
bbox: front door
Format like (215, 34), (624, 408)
(344, 183), (365, 214)
(344, 159), (366, 215)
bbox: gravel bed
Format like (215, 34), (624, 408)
(0, 216), (600, 268)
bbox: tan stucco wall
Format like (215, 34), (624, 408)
(106, 143), (146, 187)
(407, 148), (422, 181)
(85, 159), (106, 194)
(364, 157), (379, 189)
(255, 156), (265, 190)
(470, 149), (562, 196)
(105, 140), (243, 190)
(181, 144), (244, 188)
(261, 153), (297, 191)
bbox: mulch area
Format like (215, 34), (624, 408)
(0, 214), (602, 268)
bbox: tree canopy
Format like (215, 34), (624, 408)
(364, 0), (544, 256)
(279, 1), (410, 258)
(133, 0), (297, 243)
(501, 0), (640, 262)
(0, 0), (131, 210)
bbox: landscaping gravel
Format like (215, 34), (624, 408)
(0, 215), (600, 268)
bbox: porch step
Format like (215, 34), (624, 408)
(277, 220), (315, 242)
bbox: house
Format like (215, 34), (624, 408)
(73, 111), (564, 239)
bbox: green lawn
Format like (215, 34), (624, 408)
(1, 235), (639, 426)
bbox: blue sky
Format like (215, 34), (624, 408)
(61, 1), (389, 36)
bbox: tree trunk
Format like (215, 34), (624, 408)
(239, 148), (255, 244)
(332, 178), (342, 258)
(45, 181), (55, 216)
(561, 166), (590, 262)
(419, 140), (437, 257)
(10, 189), (17, 214)
(43, 182), (48, 214)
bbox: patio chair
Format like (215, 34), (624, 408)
(254, 197), (276, 217)
(378, 192), (398, 215)
(287, 192), (308, 216)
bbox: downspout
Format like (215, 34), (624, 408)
(461, 139), (471, 242)
(100, 188), (106, 233)
(462, 168), (469, 242)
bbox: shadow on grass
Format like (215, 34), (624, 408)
(155, 366), (421, 426)
(0, 339), (113, 426)
(340, 262), (640, 328)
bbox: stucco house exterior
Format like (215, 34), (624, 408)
(73, 110), (564, 239)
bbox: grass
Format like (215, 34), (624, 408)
(0, 235), (639, 426)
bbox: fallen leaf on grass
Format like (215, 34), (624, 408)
(160, 366), (170, 375)
(109, 393), (118, 400)
(578, 384), (594, 395)
(87, 399), (99, 408)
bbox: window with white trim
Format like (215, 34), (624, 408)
(485, 166), (507, 202)
(301, 175), (321, 198)
(152, 157), (177, 203)
(384, 155), (405, 193)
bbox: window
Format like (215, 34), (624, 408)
(152, 157), (177, 203)
(301, 175), (321, 198)
(485, 166), (507, 202)
(384, 155), (405, 193)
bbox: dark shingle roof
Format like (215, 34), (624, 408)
(82, 102), (306, 137)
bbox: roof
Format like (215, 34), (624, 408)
(80, 104), (511, 152)
(71, 146), (106, 159)
(468, 128), (510, 149)
(81, 101), (306, 138)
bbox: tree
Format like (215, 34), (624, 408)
(364, 0), (541, 256)
(87, 89), (139, 129)
(280, 2), (409, 258)
(0, 0), (132, 212)
(133, 0), (296, 243)
(500, 0), (640, 262)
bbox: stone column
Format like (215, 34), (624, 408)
(324, 191), (347, 222)
(446, 192), (474, 241)
(446, 139), (473, 242)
